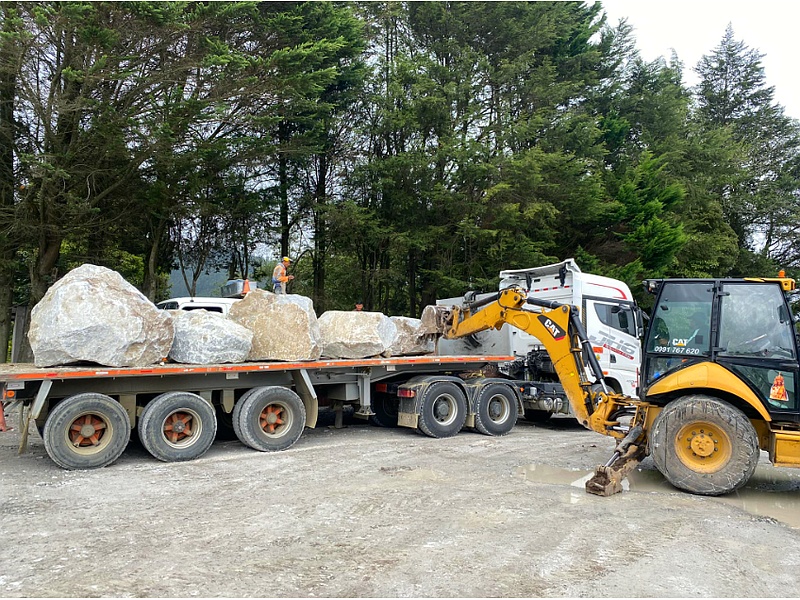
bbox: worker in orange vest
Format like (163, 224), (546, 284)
(272, 256), (294, 294)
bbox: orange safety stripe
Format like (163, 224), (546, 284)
(0, 355), (515, 382)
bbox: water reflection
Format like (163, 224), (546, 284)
(516, 463), (800, 528)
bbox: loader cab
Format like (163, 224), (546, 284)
(642, 278), (800, 421)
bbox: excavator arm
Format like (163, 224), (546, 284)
(424, 287), (648, 495)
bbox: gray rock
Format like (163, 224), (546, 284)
(29, 264), (174, 367)
(229, 289), (322, 361)
(319, 311), (397, 358)
(387, 316), (435, 356)
(168, 310), (253, 364)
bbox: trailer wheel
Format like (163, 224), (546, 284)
(474, 383), (517, 436)
(43, 393), (130, 470)
(417, 381), (467, 438)
(138, 392), (217, 462)
(369, 392), (399, 428)
(649, 394), (759, 496)
(232, 386), (306, 452)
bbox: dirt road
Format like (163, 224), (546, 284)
(2, 410), (799, 598)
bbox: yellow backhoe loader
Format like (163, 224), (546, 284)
(422, 274), (800, 496)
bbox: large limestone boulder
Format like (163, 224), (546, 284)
(168, 310), (253, 364)
(318, 311), (397, 359)
(387, 316), (435, 356)
(229, 289), (322, 361)
(29, 264), (174, 367)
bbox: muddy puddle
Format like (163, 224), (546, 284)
(517, 463), (800, 529)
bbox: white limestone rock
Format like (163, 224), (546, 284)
(319, 311), (397, 359)
(28, 264), (174, 367)
(387, 316), (435, 356)
(228, 289), (322, 361)
(168, 310), (253, 364)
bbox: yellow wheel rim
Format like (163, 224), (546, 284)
(675, 421), (732, 473)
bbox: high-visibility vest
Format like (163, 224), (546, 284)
(272, 263), (288, 284)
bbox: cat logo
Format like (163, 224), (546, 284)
(673, 338), (689, 347)
(537, 314), (566, 340)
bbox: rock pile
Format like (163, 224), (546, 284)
(318, 310), (397, 359)
(27, 264), (437, 367)
(228, 290), (322, 361)
(387, 316), (435, 356)
(28, 264), (174, 367)
(169, 310), (253, 364)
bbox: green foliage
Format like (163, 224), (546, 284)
(3, 1), (800, 332)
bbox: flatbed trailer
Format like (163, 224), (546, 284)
(0, 354), (518, 470)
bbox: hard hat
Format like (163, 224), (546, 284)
(282, 256), (291, 262)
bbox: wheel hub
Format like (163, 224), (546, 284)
(69, 414), (107, 447)
(675, 421), (731, 473)
(164, 412), (193, 443)
(689, 431), (715, 457)
(435, 401), (450, 420)
(488, 399), (503, 419)
(260, 404), (285, 434)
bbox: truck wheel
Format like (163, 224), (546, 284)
(524, 409), (552, 423)
(232, 386), (306, 452)
(474, 383), (517, 436)
(138, 392), (217, 462)
(649, 394), (759, 496)
(369, 393), (399, 428)
(417, 381), (467, 438)
(43, 393), (130, 470)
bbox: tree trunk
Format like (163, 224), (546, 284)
(313, 153), (328, 312)
(278, 123), (290, 259)
(0, 2), (18, 361)
(143, 218), (167, 301)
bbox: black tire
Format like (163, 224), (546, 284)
(417, 381), (467, 438)
(524, 409), (552, 423)
(649, 394), (759, 496)
(43, 393), (131, 470)
(138, 392), (217, 462)
(232, 386), (306, 452)
(369, 393), (399, 428)
(474, 383), (517, 436)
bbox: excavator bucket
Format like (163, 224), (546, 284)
(585, 442), (647, 496)
(420, 305), (453, 335)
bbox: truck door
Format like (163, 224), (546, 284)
(715, 282), (800, 421)
(586, 299), (641, 396)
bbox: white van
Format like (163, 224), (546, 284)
(156, 297), (239, 316)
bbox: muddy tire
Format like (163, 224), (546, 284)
(417, 381), (467, 438)
(649, 395), (759, 496)
(474, 383), (517, 436)
(43, 393), (130, 470)
(369, 393), (399, 428)
(232, 386), (306, 452)
(138, 392), (217, 462)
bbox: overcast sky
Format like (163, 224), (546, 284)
(599, 0), (800, 120)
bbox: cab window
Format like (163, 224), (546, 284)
(594, 303), (636, 337)
(718, 283), (796, 360)
(646, 283), (712, 356)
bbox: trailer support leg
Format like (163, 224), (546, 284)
(355, 371), (374, 418)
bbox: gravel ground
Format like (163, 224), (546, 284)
(2, 408), (800, 598)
